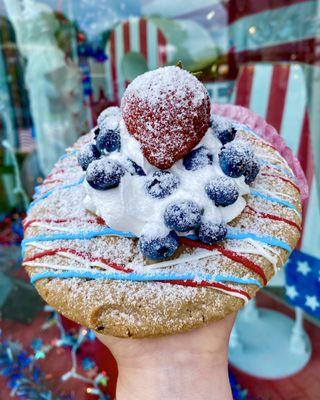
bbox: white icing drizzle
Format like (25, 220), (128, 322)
(133, 249), (216, 271)
(254, 187), (295, 201)
(227, 238), (278, 273)
(29, 223), (76, 233)
(255, 152), (285, 164)
(24, 260), (249, 305)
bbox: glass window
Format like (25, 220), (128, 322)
(0, 1), (319, 307)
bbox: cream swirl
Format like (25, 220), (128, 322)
(83, 120), (250, 237)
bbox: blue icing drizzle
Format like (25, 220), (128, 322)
(258, 159), (295, 179)
(59, 149), (78, 160)
(28, 177), (85, 211)
(250, 190), (300, 214)
(29, 270), (262, 287)
(23, 225), (291, 256)
(21, 227), (136, 256)
(186, 232), (291, 252)
(232, 121), (296, 180)
(225, 231), (291, 252)
(233, 122), (260, 139)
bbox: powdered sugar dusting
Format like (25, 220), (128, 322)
(23, 102), (302, 337)
(124, 66), (207, 108)
(121, 66), (211, 169)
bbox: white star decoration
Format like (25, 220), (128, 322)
(297, 260), (311, 276)
(305, 295), (320, 311)
(285, 285), (299, 300)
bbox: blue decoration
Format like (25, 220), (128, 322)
(250, 190), (300, 213)
(77, 144), (101, 171)
(30, 269), (262, 287)
(228, 369), (250, 400)
(197, 221), (227, 245)
(285, 250), (320, 318)
(28, 177), (84, 211)
(96, 129), (121, 153)
(164, 200), (202, 232)
(183, 146), (213, 171)
(125, 159), (146, 176)
(244, 159), (260, 185)
(78, 42), (107, 63)
(86, 159), (124, 190)
(219, 141), (253, 178)
(217, 128), (237, 145)
(145, 171), (180, 199)
(82, 357), (96, 371)
(205, 176), (239, 207)
(210, 118), (237, 145)
(139, 231), (179, 260)
(0, 336), (69, 400)
(31, 338), (43, 352)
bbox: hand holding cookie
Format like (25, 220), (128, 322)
(97, 314), (236, 400)
(23, 66), (301, 338)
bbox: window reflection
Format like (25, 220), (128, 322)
(0, 1), (319, 242)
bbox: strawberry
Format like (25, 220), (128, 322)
(121, 66), (211, 169)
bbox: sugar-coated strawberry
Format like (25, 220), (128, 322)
(121, 66), (211, 169)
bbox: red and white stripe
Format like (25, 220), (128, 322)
(18, 128), (35, 153)
(105, 18), (167, 105)
(233, 62), (319, 258)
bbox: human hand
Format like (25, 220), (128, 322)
(97, 313), (236, 400)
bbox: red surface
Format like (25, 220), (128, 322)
(0, 313), (117, 400)
(109, 31), (118, 105)
(230, 291), (320, 400)
(139, 19), (148, 61)
(297, 112), (314, 249)
(235, 65), (254, 108)
(1, 291), (319, 399)
(266, 65), (290, 133)
(235, 38), (319, 66)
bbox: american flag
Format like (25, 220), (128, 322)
(18, 128), (36, 153)
(285, 251), (320, 318)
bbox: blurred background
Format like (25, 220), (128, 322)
(0, 0), (319, 399)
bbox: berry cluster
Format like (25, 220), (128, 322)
(121, 66), (211, 169)
(78, 104), (260, 262)
(138, 118), (260, 261)
(78, 107), (146, 190)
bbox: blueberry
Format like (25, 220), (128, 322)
(145, 171), (180, 199)
(164, 200), (202, 232)
(217, 127), (237, 145)
(97, 106), (121, 126)
(86, 158), (124, 190)
(205, 176), (239, 207)
(125, 159), (146, 176)
(139, 231), (179, 260)
(219, 141), (254, 178)
(96, 129), (121, 153)
(211, 115), (236, 144)
(183, 146), (213, 171)
(77, 144), (100, 171)
(93, 127), (100, 138)
(244, 158), (260, 184)
(197, 222), (227, 245)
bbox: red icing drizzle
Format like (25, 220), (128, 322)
(24, 247), (251, 300)
(244, 205), (302, 232)
(24, 247), (134, 273)
(260, 172), (300, 192)
(179, 237), (267, 286)
(46, 166), (78, 180)
(43, 179), (64, 185)
(166, 280), (250, 300)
